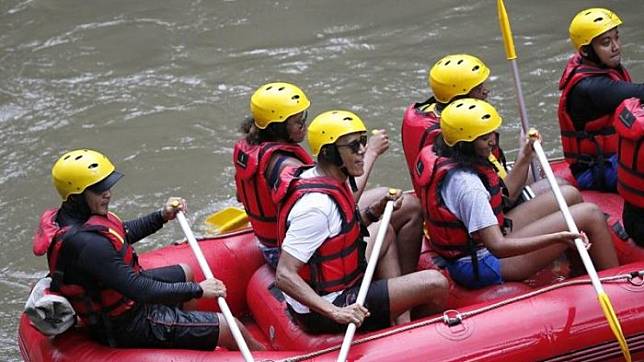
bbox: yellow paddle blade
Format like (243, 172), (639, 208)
(598, 292), (631, 362)
(204, 207), (249, 234)
(497, 0), (517, 60)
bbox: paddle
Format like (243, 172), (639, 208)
(531, 138), (631, 362)
(496, 0), (542, 182)
(337, 189), (397, 362)
(204, 206), (249, 234)
(174, 209), (255, 362)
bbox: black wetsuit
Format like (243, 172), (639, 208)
(569, 76), (644, 243)
(55, 202), (219, 350)
(568, 76), (644, 130)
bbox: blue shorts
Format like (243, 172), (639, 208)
(575, 154), (617, 192)
(446, 249), (503, 289)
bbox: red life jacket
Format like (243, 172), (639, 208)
(401, 100), (441, 178)
(277, 167), (366, 295)
(413, 146), (505, 260)
(557, 53), (632, 168)
(402, 100), (508, 196)
(33, 209), (138, 324)
(615, 97), (644, 208)
(233, 139), (314, 247)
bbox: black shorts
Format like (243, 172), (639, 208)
(110, 304), (220, 350)
(141, 264), (186, 283)
(624, 202), (644, 246)
(288, 279), (390, 334)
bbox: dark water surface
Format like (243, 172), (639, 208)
(1, 0), (642, 359)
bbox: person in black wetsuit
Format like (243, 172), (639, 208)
(34, 149), (264, 351)
(557, 8), (644, 192)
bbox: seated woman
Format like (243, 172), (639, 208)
(414, 98), (619, 289)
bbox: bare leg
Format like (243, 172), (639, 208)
(506, 185), (583, 228)
(216, 314), (266, 351)
(528, 176), (570, 195)
(360, 187), (424, 274)
(366, 223), (401, 281)
(386, 270), (448, 321)
(502, 203), (618, 281)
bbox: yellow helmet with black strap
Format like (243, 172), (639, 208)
(307, 110), (367, 156)
(250, 82), (310, 129)
(440, 98), (502, 146)
(52, 149), (122, 200)
(569, 8), (622, 50)
(429, 54), (490, 103)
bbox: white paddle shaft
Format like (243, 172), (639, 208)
(176, 211), (255, 362)
(337, 200), (395, 362)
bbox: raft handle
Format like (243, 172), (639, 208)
(442, 310), (463, 327)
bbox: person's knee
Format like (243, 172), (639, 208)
(216, 314), (235, 349)
(561, 185), (583, 205)
(576, 202), (606, 225)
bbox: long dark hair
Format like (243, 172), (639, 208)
(240, 117), (290, 145)
(434, 134), (483, 169)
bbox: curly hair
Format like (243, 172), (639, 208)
(240, 117), (290, 145)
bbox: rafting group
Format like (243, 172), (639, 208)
(26, 6), (643, 355)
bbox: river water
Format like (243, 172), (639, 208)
(1, 0), (642, 360)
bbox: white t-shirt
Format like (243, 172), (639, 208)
(281, 167), (345, 313)
(440, 169), (499, 235)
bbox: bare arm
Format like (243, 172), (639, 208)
(503, 135), (536, 202)
(354, 130), (389, 201)
(275, 251), (368, 325)
(474, 224), (580, 258)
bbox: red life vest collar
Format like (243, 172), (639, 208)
(233, 139), (313, 247)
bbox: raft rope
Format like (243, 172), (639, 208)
(278, 269), (644, 362)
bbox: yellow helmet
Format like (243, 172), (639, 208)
(307, 110), (367, 156)
(440, 98), (502, 146)
(250, 82), (311, 129)
(569, 8), (622, 50)
(429, 54), (490, 103)
(51, 149), (122, 200)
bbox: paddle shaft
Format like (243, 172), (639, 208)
(497, 0), (541, 181)
(532, 142), (604, 292)
(336, 200), (395, 362)
(175, 212), (255, 362)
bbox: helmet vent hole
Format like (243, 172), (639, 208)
(444, 60), (451, 66)
(292, 95), (300, 100)
(265, 86), (272, 90)
(63, 155), (71, 160)
(278, 86), (285, 91)
(593, 17), (604, 23)
(343, 117), (353, 121)
(482, 114), (491, 120)
(472, 65), (480, 71)
(75, 155), (83, 160)
(457, 59), (463, 64)
(67, 181), (72, 185)
(88, 163), (98, 169)
(455, 103), (463, 108)
(468, 105), (476, 110)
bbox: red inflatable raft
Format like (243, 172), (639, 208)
(18, 160), (644, 361)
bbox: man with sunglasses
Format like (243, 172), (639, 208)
(275, 110), (448, 334)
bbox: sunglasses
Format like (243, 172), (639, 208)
(291, 111), (308, 128)
(336, 134), (368, 154)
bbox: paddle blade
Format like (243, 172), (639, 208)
(497, 0), (517, 60)
(204, 207), (249, 234)
(598, 292), (631, 362)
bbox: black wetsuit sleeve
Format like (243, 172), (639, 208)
(124, 211), (165, 244)
(67, 231), (203, 304)
(568, 77), (644, 129)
